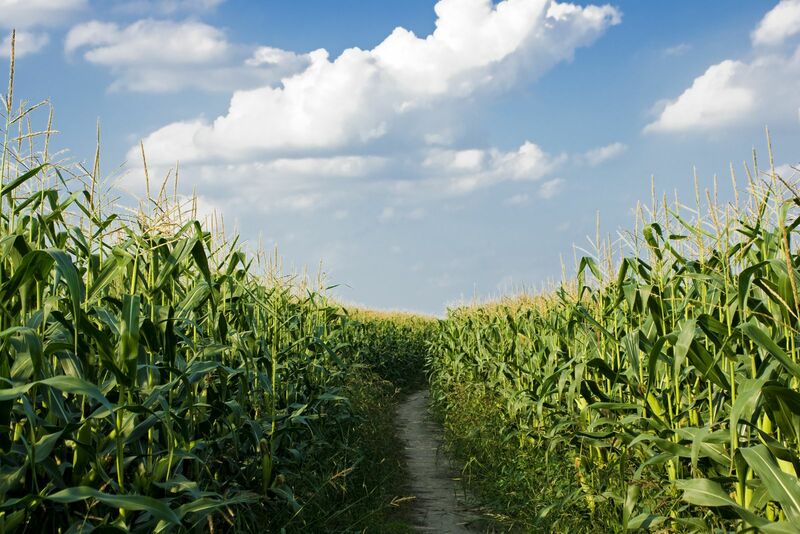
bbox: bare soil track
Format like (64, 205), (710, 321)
(396, 389), (482, 533)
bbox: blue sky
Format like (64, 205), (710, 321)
(2, 0), (799, 313)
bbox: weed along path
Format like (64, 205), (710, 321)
(396, 389), (482, 533)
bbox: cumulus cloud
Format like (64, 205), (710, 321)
(118, 0), (620, 229)
(0, 0), (86, 29)
(0, 0), (84, 57)
(582, 141), (626, 166)
(423, 148), (486, 174)
(126, 140), (568, 223)
(66, 19), (229, 64)
(415, 138), (607, 203)
(2, 30), (49, 58)
(644, 60), (756, 133)
(646, 2), (800, 134)
(644, 54), (800, 134)
(66, 19), (312, 92)
(246, 46), (312, 70)
(752, 0), (800, 47)
(423, 142), (564, 193)
(136, 0), (620, 165)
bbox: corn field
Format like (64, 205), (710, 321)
(349, 310), (436, 390)
(429, 153), (800, 531)
(0, 59), (435, 531)
(7, 27), (800, 534)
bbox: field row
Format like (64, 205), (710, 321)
(0, 97), (440, 532)
(429, 160), (800, 531)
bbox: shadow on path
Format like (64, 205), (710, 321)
(396, 389), (482, 533)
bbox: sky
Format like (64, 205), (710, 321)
(1, 0), (799, 314)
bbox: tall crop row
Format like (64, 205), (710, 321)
(0, 76), (417, 532)
(429, 154), (800, 531)
(349, 310), (437, 390)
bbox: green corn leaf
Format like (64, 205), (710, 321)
(675, 478), (794, 531)
(743, 320), (800, 380)
(46, 486), (181, 525)
(0, 376), (113, 411)
(0, 164), (46, 196)
(117, 294), (141, 387)
(739, 261), (769, 312)
(730, 377), (766, 450)
(33, 430), (65, 463)
(672, 318), (695, 378)
(740, 445), (800, 522)
(578, 256), (602, 282)
(676, 478), (735, 507)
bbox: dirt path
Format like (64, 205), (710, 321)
(396, 389), (481, 533)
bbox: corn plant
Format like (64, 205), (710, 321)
(429, 145), (800, 532)
(0, 42), (415, 533)
(347, 310), (436, 390)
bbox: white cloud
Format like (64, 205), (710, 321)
(137, 0), (620, 164)
(265, 155), (386, 177)
(66, 19), (310, 92)
(0, 0), (84, 52)
(663, 43), (691, 57)
(111, 0), (225, 15)
(427, 142), (564, 194)
(752, 0), (800, 47)
(120, 154), (386, 216)
(423, 148), (486, 173)
(647, 3), (800, 134)
(538, 177), (564, 199)
(371, 0), (620, 99)
(246, 46), (311, 69)
(582, 141), (626, 166)
(644, 60), (757, 133)
(0, 0), (86, 29)
(129, 150), (386, 184)
(120, 0), (619, 234)
(425, 140), (624, 195)
(2, 30), (49, 58)
(66, 19), (229, 64)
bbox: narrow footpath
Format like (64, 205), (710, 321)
(396, 389), (482, 533)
